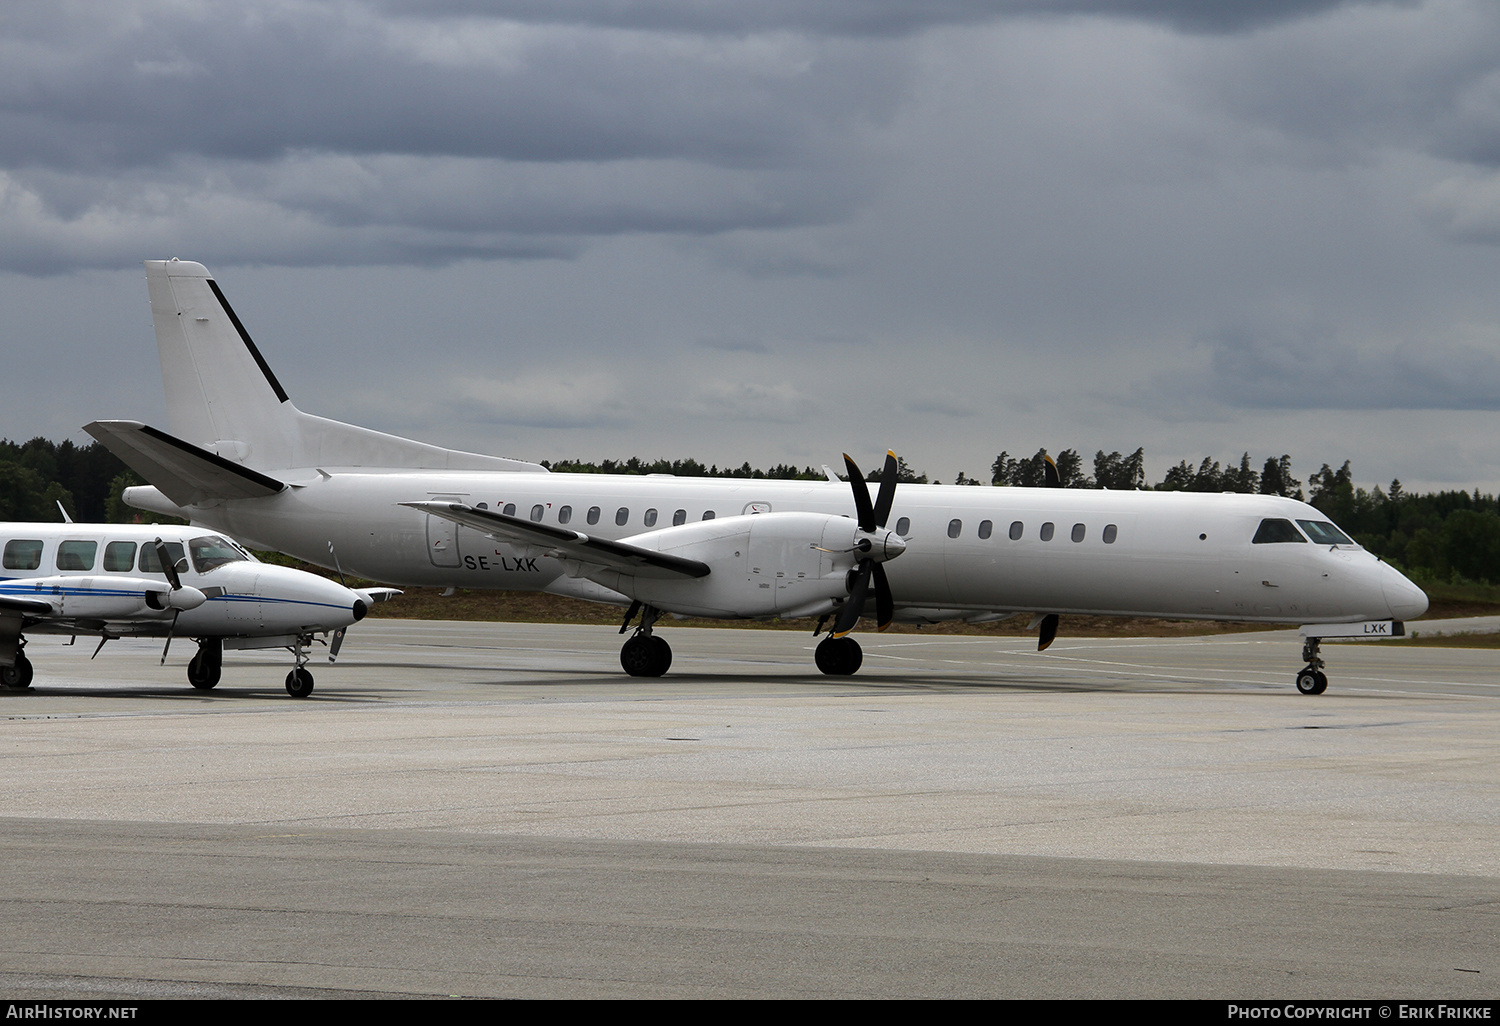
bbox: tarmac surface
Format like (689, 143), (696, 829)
(1, 618), (1497, 999)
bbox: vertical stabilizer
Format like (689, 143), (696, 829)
(143, 259), (546, 475)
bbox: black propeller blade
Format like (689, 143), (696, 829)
(832, 451), (901, 638)
(154, 537), (183, 665)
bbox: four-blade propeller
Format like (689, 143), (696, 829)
(830, 451), (901, 638)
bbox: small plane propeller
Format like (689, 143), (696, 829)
(154, 537), (188, 665)
(830, 451), (902, 638)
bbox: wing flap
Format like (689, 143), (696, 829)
(403, 502), (710, 580)
(84, 420), (285, 506)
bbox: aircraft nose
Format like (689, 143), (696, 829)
(1380, 562), (1428, 621)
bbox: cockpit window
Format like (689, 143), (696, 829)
(1252, 518), (1306, 544)
(1297, 520), (1355, 547)
(188, 536), (248, 573)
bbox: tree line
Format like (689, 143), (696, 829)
(4, 436), (1498, 586)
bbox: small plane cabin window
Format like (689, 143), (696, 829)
(947, 519), (962, 539)
(1297, 520), (1355, 546)
(978, 520), (993, 539)
(475, 502), (488, 510)
(502, 503), (516, 517)
(558, 506), (572, 525)
(3, 540), (42, 571)
(56, 540), (97, 571)
(1040, 522), (1055, 542)
(587, 506), (601, 525)
(1252, 519), (1306, 544)
(139, 541), (186, 574)
(673, 509), (686, 526)
(104, 541), (136, 572)
(1103, 524), (1118, 544)
(1009, 521), (1023, 540)
(644, 508), (658, 528)
(896, 516), (910, 536)
(190, 536), (247, 573)
(702, 510), (716, 521)
(615, 507), (629, 526)
(530, 504), (544, 522)
(1071, 523), (1086, 543)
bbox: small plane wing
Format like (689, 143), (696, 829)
(84, 420), (285, 507)
(403, 501), (711, 580)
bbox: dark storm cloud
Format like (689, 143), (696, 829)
(1161, 323), (1500, 411)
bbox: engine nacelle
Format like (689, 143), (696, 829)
(590, 512), (898, 619)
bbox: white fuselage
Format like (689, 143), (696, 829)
(0, 523), (367, 639)
(128, 472), (1428, 626)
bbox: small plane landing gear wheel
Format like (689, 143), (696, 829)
(187, 640), (223, 690)
(285, 667), (314, 698)
(815, 636), (863, 676)
(621, 634), (672, 677)
(1, 652), (34, 690)
(1295, 668), (1328, 695)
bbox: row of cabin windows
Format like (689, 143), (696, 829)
(922, 519), (1120, 544)
(2, 537), (246, 574)
(476, 502), (715, 528)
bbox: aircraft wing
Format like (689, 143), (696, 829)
(403, 502), (711, 580)
(84, 420), (285, 506)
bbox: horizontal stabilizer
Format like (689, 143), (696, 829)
(84, 420), (285, 507)
(404, 502), (711, 580)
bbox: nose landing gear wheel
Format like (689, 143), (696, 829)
(1295, 669), (1328, 695)
(285, 667), (314, 698)
(815, 636), (863, 676)
(187, 639), (223, 690)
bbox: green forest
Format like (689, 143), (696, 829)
(6, 436), (1500, 587)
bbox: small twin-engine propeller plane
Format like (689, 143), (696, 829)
(0, 522), (388, 697)
(85, 259), (1428, 693)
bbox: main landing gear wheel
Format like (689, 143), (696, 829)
(1, 652), (34, 690)
(621, 635), (672, 677)
(187, 639), (223, 691)
(285, 667), (314, 698)
(815, 636), (863, 676)
(1295, 669), (1328, 695)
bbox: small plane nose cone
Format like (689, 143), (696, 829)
(1381, 563), (1428, 621)
(352, 599), (368, 622)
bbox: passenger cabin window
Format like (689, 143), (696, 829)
(947, 519), (962, 539)
(644, 508), (658, 528)
(587, 506), (601, 525)
(56, 540), (97, 571)
(502, 503), (516, 516)
(1252, 519), (1306, 544)
(1040, 522), (1055, 542)
(476, 502), (488, 510)
(702, 511), (716, 521)
(1009, 521), (1023, 541)
(530, 504), (544, 522)
(3, 540), (42, 571)
(1071, 523), (1086, 543)
(189, 536), (247, 573)
(673, 509), (686, 526)
(978, 520), (993, 539)
(895, 517), (910, 536)
(615, 507), (629, 527)
(558, 505), (572, 525)
(139, 541), (186, 574)
(1297, 520), (1354, 546)
(1103, 524), (1118, 544)
(104, 541), (136, 572)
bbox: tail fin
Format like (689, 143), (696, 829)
(144, 259), (545, 475)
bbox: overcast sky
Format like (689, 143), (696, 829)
(5, 0), (1500, 495)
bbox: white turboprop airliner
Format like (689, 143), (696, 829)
(0, 522), (389, 697)
(85, 259), (1427, 693)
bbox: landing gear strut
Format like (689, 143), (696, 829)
(187, 638), (223, 690)
(814, 635), (862, 676)
(1, 649), (33, 690)
(620, 603), (672, 677)
(285, 633), (315, 697)
(1295, 637), (1328, 695)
